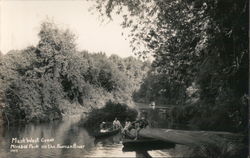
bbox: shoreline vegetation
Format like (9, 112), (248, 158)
(0, 21), (150, 125)
(79, 101), (138, 130)
(0, 18), (247, 134)
(0, 1), (248, 157)
(0, 0), (249, 139)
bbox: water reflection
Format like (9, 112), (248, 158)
(0, 116), (172, 158)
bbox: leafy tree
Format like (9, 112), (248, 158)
(2, 21), (77, 123)
(1, 21), (150, 123)
(80, 101), (138, 130)
(92, 0), (249, 132)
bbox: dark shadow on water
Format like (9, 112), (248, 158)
(135, 151), (152, 158)
(94, 133), (122, 145)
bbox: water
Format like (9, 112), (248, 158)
(0, 115), (176, 158)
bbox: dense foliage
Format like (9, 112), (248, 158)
(93, 0), (248, 132)
(0, 21), (150, 124)
(80, 101), (138, 129)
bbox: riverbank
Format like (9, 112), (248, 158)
(79, 101), (137, 130)
(0, 89), (5, 128)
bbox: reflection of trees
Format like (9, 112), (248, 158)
(59, 118), (95, 156)
(146, 109), (170, 128)
(1, 117), (173, 157)
(94, 133), (122, 146)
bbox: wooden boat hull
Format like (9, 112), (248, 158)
(122, 138), (175, 151)
(94, 128), (120, 139)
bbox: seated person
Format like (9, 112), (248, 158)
(122, 120), (131, 135)
(113, 117), (122, 129)
(124, 120), (131, 129)
(100, 121), (109, 133)
(132, 116), (149, 140)
(150, 101), (156, 109)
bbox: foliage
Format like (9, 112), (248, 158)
(0, 21), (149, 124)
(133, 71), (187, 105)
(190, 140), (248, 158)
(80, 101), (138, 129)
(92, 0), (248, 133)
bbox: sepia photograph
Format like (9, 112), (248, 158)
(0, 0), (249, 157)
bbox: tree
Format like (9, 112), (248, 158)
(92, 0), (249, 132)
(1, 20), (150, 123)
(93, 0), (248, 89)
(3, 21), (78, 123)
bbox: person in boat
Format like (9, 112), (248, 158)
(150, 101), (156, 110)
(100, 121), (109, 133)
(113, 117), (122, 130)
(132, 116), (149, 140)
(122, 119), (131, 135)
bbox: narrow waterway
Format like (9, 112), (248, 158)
(0, 115), (186, 158)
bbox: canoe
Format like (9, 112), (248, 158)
(94, 128), (121, 139)
(122, 138), (175, 151)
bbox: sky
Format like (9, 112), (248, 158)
(0, 0), (134, 57)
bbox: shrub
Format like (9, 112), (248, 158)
(80, 101), (138, 129)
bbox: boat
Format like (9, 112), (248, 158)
(122, 129), (175, 151)
(94, 128), (121, 139)
(122, 137), (175, 151)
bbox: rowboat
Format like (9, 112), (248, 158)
(94, 128), (121, 139)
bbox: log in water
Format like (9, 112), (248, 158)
(139, 128), (244, 147)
